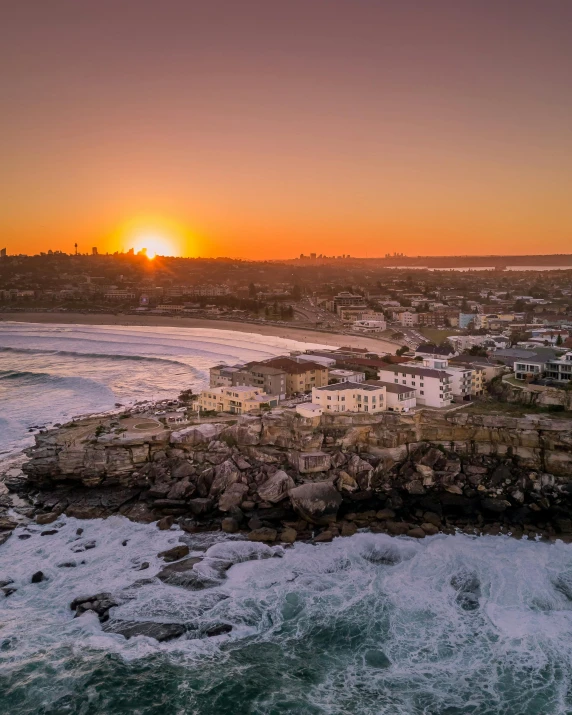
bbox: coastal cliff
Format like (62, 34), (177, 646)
(17, 409), (572, 541)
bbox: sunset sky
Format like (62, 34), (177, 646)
(1, 0), (571, 259)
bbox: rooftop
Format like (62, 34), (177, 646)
(379, 364), (451, 379)
(364, 380), (416, 395)
(314, 381), (385, 392)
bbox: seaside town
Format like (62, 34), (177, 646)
(2, 250), (572, 417)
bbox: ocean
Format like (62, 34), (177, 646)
(0, 322), (330, 459)
(1, 322), (572, 715)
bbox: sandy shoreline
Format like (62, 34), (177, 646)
(0, 312), (401, 353)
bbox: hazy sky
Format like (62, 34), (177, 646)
(1, 0), (571, 259)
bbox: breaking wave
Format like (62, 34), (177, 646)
(1, 522), (572, 714)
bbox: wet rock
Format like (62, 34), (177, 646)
(57, 562), (77, 568)
(341, 521), (358, 537)
(421, 523), (439, 536)
(2, 586), (17, 597)
(0, 578), (14, 588)
(104, 620), (185, 642)
(423, 511), (441, 527)
(76, 528), (84, 535)
(481, 498), (511, 513)
(71, 592), (118, 622)
(40, 529), (59, 536)
(156, 557), (216, 590)
(156, 516), (175, 530)
(313, 530), (334, 543)
(248, 527), (277, 542)
(364, 649), (391, 669)
(289, 483), (342, 526)
(221, 517), (239, 534)
(35, 513), (59, 525)
(279, 527), (297, 543)
(204, 623), (232, 637)
(158, 544), (190, 562)
(407, 527), (426, 539)
(188, 498), (214, 516)
(0, 517), (18, 531)
(31, 571), (45, 583)
(70, 540), (96, 553)
(386, 522), (410, 536)
(376, 509), (395, 521)
(135, 561), (150, 571)
(451, 570), (481, 611)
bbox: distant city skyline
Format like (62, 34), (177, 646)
(2, 0), (572, 259)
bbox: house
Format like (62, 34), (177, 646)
(295, 403), (323, 419)
(352, 319), (387, 333)
(364, 381), (416, 412)
(329, 368), (366, 383)
(377, 361), (453, 408)
(195, 386), (279, 414)
(415, 343), (456, 359)
(514, 351), (572, 382)
(312, 382), (386, 413)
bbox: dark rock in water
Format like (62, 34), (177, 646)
(0, 579), (14, 588)
(41, 529), (59, 536)
(121, 540), (129, 546)
(18, 534), (32, 540)
(0, 517), (18, 531)
(57, 562), (77, 568)
(158, 544), (190, 562)
(0, 533), (12, 547)
(221, 517), (239, 534)
(76, 528), (84, 536)
(364, 649), (391, 669)
(451, 570), (481, 611)
(71, 592), (118, 622)
(70, 540), (96, 553)
(156, 557), (220, 590)
(31, 571), (45, 583)
(103, 620), (185, 642)
(134, 561), (150, 571)
(1, 587), (17, 597)
(35, 513), (59, 525)
(204, 623), (232, 637)
(157, 516), (175, 531)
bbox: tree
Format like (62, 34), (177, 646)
(248, 282), (257, 298)
(396, 346), (408, 357)
(556, 334), (563, 346)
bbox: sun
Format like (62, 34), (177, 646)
(131, 233), (174, 259)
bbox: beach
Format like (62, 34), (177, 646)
(0, 312), (402, 354)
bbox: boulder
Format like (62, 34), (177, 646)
(279, 527), (297, 543)
(221, 517), (240, 534)
(31, 571), (45, 583)
(156, 557), (220, 589)
(248, 527), (277, 542)
(188, 498), (214, 516)
(386, 521), (410, 536)
(210, 460), (240, 497)
(158, 545), (190, 562)
(407, 527), (426, 539)
(218, 483), (248, 512)
(170, 423), (224, 447)
(103, 620), (185, 642)
(156, 516), (175, 530)
(35, 513), (59, 525)
(337, 471), (358, 493)
(421, 523), (439, 536)
(341, 521), (358, 537)
(257, 470), (295, 504)
(288, 483), (342, 525)
(481, 498), (511, 513)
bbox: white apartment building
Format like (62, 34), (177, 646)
(364, 381), (416, 412)
(312, 382), (386, 413)
(399, 311), (419, 327)
(329, 369), (366, 383)
(377, 361), (453, 408)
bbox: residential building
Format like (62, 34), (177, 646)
(329, 292), (367, 314)
(209, 364), (242, 387)
(514, 351), (572, 382)
(104, 289), (136, 300)
(312, 382), (386, 413)
(195, 386), (279, 414)
(377, 361), (453, 408)
(232, 363), (288, 399)
(415, 343), (456, 359)
(294, 353), (337, 368)
(364, 381), (416, 412)
(399, 311), (419, 327)
(329, 368), (366, 383)
(459, 313), (478, 329)
(258, 356), (329, 395)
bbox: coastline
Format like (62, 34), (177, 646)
(0, 312), (402, 353)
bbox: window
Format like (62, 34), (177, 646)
(327, 396), (331, 400)
(420, 390), (424, 395)
(341, 396), (345, 401)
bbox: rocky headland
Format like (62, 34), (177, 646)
(5, 407), (572, 545)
